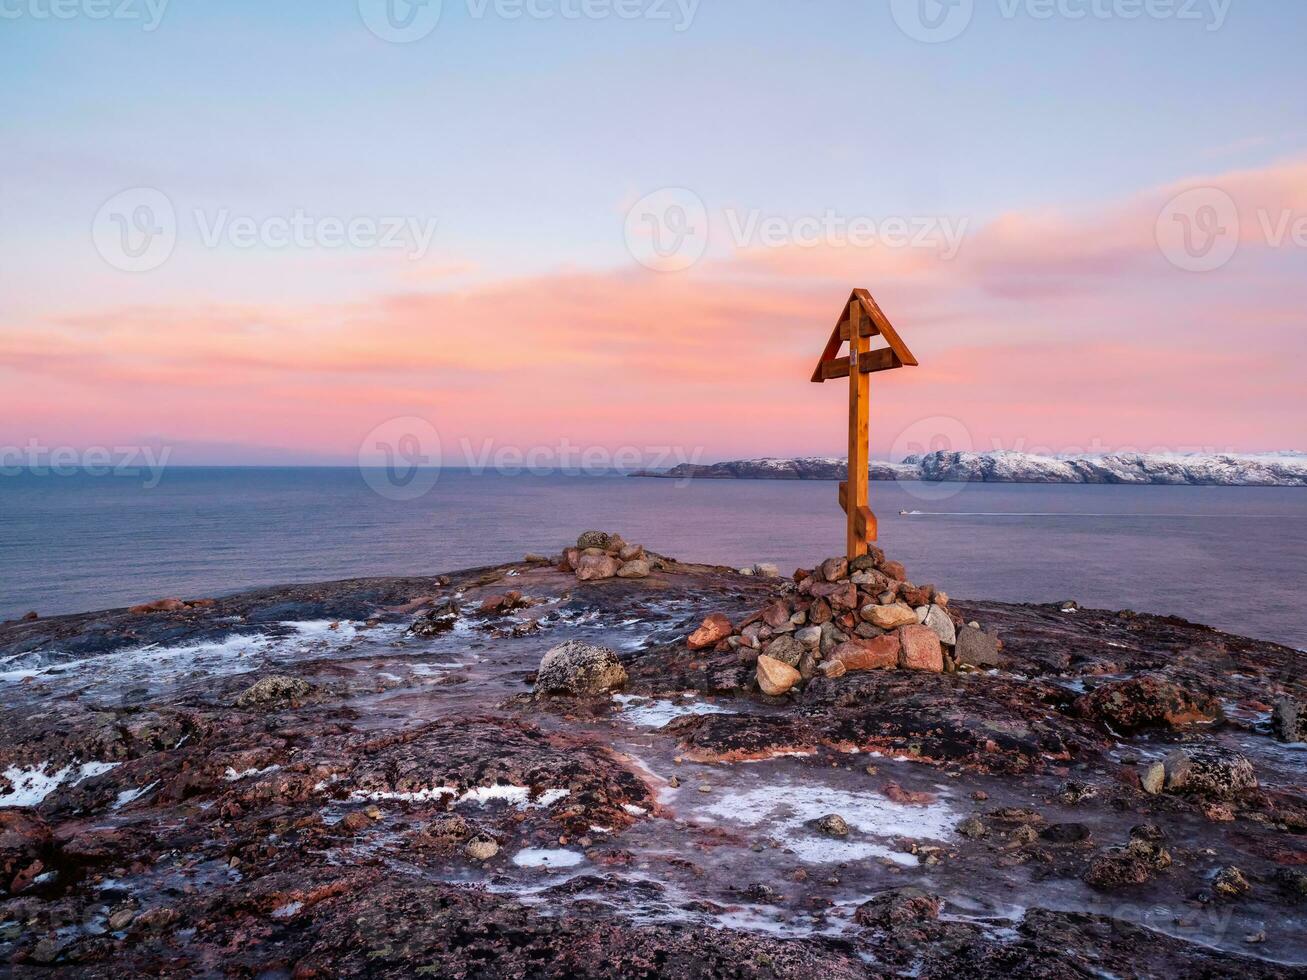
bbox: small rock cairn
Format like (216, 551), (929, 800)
(556, 530), (654, 581)
(686, 546), (1001, 697)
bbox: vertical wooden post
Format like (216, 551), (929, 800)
(846, 299), (870, 560)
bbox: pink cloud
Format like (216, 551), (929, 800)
(3, 157), (1305, 462)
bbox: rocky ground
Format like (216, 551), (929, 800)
(0, 535), (1304, 978)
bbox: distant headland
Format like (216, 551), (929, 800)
(632, 450), (1307, 487)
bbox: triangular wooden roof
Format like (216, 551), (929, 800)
(810, 288), (918, 383)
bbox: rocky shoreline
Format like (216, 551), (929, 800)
(631, 450), (1307, 487)
(1, 535), (1305, 977)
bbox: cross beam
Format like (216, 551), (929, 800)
(809, 289), (918, 561)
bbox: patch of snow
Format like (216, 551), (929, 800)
(692, 780), (955, 865)
(224, 765), (281, 782)
(270, 901), (303, 919)
(351, 784), (570, 809)
(622, 803), (648, 816)
(512, 848), (585, 869)
(0, 761), (120, 808)
(112, 781), (159, 810)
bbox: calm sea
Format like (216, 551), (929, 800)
(1, 468), (1303, 649)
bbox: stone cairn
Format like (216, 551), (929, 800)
(686, 545), (1001, 697)
(556, 530), (654, 581)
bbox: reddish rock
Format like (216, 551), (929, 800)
(129, 597), (186, 614)
(808, 599), (832, 625)
(761, 600), (792, 629)
(820, 557), (848, 582)
(900, 583), (933, 608)
(832, 635), (900, 672)
(898, 624), (944, 672)
(818, 659), (847, 678)
(479, 591), (523, 615)
(1, 810), (52, 895)
(688, 613), (733, 651)
(879, 559), (907, 581)
(881, 782), (937, 805)
(1076, 675), (1223, 732)
(575, 554), (619, 581)
(827, 583), (859, 611)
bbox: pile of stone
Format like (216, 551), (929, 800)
(556, 530), (655, 582)
(687, 546), (1002, 697)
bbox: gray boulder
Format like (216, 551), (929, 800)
(762, 634), (804, 668)
(955, 626), (1003, 667)
(576, 530), (612, 550)
(917, 605), (956, 646)
(235, 674), (313, 709)
(1272, 697), (1302, 743)
(617, 559), (651, 579)
(534, 641), (628, 697)
(1164, 747), (1258, 799)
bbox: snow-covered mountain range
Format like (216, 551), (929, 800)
(632, 450), (1307, 486)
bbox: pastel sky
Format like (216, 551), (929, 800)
(2, 0), (1305, 465)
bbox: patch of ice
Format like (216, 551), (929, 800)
(224, 765), (281, 782)
(612, 693), (735, 728)
(693, 780), (955, 865)
(512, 848), (585, 869)
(112, 780), (159, 810)
(1, 620), (405, 692)
(270, 901), (303, 919)
(0, 761), (121, 808)
(410, 662), (463, 676)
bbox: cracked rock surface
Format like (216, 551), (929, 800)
(0, 546), (1303, 976)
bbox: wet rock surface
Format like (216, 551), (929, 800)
(0, 543), (1304, 976)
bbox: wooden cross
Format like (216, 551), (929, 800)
(810, 289), (918, 560)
